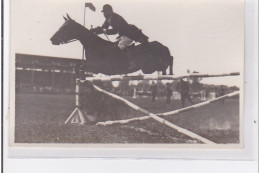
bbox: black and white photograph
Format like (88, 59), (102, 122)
(10, 0), (244, 147)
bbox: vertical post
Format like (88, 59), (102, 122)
(133, 87), (137, 98)
(31, 67), (34, 86)
(70, 68), (74, 87)
(79, 64), (85, 80)
(82, 6), (86, 60)
(65, 78), (86, 125)
(31, 66), (35, 93)
(52, 69), (55, 86)
(75, 78), (80, 107)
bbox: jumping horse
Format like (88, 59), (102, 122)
(50, 14), (173, 75)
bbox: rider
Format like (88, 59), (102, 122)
(91, 4), (149, 50)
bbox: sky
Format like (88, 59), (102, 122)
(11, 0), (244, 86)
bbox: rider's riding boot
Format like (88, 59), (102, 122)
(121, 43), (135, 53)
(113, 41), (119, 47)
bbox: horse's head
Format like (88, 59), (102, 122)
(50, 14), (79, 45)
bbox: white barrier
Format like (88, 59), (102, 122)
(92, 84), (216, 144)
(65, 72), (240, 144)
(83, 72), (240, 82)
(96, 91), (239, 126)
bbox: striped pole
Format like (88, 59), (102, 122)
(92, 84), (216, 144)
(96, 91), (239, 126)
(65, 78), (86, 124)
(75, 78), (80, 107)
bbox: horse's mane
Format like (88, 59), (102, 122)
(73, 20), (113, 46)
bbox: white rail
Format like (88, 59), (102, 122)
(93, 84), (217, 144)
(83, 72), (240, 82)
(67, 72), (240, 144)
(96, 91), (239, 126)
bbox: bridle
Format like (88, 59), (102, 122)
(62, 39), (77, 44)
(56, 21), (78, 44)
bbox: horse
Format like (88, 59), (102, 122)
(50, 14), (173, 75)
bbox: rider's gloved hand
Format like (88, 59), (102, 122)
(91, 26), (103, 34)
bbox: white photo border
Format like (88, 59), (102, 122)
(5, 0), (258, 160)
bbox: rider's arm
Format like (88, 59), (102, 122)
(92, 26), (103, 34)
(105, 28), (118, 35)
(92, 26), (117, 35)
(98, 19), (117, 35)
(101, 19), (110, 29)
(92, 19), (110, 35)
(103, 19), (117, 35)
(105, 13), (128, 35)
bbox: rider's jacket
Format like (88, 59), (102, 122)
(93, 12), (149, 44)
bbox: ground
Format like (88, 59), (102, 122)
(14, 93), (239, 144)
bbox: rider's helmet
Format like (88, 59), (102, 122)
(101, 4), (113, 12)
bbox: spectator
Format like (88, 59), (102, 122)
(177, 79), (194, 107)
(166, 83), (172, 104)
(150, 81), (157, 103)
(219, 85), (225, 104)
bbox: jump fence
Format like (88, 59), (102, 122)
(66, 72), (240, 144)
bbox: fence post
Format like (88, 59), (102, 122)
(64, 78), (86, 125)
(75, 78), (81, 107)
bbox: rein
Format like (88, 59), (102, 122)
(63, 39), (77, 44)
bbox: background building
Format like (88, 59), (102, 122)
(15, 53), (81, 94)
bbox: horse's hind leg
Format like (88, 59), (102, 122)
(169, 56), (174, 75)
(162, 69), (167, 75)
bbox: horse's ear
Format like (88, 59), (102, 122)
(63, 16), (68, 21)
(66, 13), (72, 20)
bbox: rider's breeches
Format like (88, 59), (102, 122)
(117, 36), (133, 50)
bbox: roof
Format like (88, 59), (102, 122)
(15, 53), (82, 69)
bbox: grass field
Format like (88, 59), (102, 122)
(14, 93), (240, 144)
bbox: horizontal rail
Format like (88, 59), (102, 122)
(83, 72), (240, 82)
